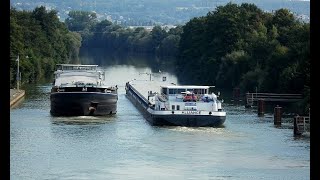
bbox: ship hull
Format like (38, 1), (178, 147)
(50, 92), (118, 116)
(146, 112), (226, 127)
(125, 84), (226, 127)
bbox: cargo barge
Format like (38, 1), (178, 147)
(125, 80), (226, 127)
(50, 64), (118, 116)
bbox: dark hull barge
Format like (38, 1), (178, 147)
(50, 91), (117, 116)
(50, 64), (118, 116)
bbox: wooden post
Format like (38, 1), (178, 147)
(257, 99), (264, 116)
(233, 88), (240, 101)
(294, 115), (302, 136)
(258, 99), (264, 116)
(274, 105), (282, 125)
(16, 55), (20, 90)
(245, 92), (252, 108)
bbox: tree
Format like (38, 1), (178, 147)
(176, 2), (309, 98)
(158, 35), (180, 56)
(151, 25), (167, 53)
(10, 7), (81, 86)
(65, 11), (97, 32)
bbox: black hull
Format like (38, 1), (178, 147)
(50, 92), (118, 116)
(147, 114), (226, 127)
(125, 83), (226, 127)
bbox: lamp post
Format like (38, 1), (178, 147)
(16, 55), (20, 90)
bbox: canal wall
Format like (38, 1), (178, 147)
(10, 89), (25, 107)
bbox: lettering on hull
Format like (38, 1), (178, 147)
(181, 111), (200, 115)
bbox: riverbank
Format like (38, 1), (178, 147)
(10, 89), (25, 108)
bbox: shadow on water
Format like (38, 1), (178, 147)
(49, 115), (119, 140)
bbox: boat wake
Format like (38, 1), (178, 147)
(51, 115), (116, 125)
(165, 126), (226, 134)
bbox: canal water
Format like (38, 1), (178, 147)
(10, 55), (310, 179)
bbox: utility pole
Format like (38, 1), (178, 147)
(16, 55), (20, 90)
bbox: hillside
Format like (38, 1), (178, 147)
(10, 0), (309, 25)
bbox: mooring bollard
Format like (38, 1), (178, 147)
(274, 105), (282, 125)
(245, 92), (253, 108)
(233, 88), (240, 101)
(257, 99), (264, 116)
(293, 115), (302, 136)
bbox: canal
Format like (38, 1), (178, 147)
(10, 55), (310, 179)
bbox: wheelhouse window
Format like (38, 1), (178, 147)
(162, 88), (168, 95)
(177, 105), (180, 110)
(172, 105), (175, 110)
(200, 89), (206, 94)
(177, 89), (184, 94)
(169, 89), (176, 95)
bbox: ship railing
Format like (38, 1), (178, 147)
(164, 103), (170, 110)
(245, 92), (303, 106)
(294, 115), (310, 134)
(158, 93), (168, 102)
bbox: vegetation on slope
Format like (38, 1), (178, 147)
(10, 6), (82, 87)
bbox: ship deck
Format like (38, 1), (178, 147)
(129, 80), (167, 100)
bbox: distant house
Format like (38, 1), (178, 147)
(128, 25), (177, 32)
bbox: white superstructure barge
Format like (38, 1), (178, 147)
(125, 81), (226, 127)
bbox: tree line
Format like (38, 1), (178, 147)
(64, 10), (183, 57)
(176, 3), (309, 113)
(10, 6), (82, 87)
(10, 3), (309, 113)
(68, 3), (309, 113)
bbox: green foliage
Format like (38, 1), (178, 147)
(57, 4), (309, 110)
(216, 50), (250, 88)
(151, 25), (167, 52)
(240, 67), (267, 92)
(74, 11), (183, 56)
(176, 3), (309, 107)
(65, 11), (98, 32)
(177, 17), (206, 84)
(65, 32), (82, 64)
(158, 35), (180, 56)
(10, 6), (81, 87)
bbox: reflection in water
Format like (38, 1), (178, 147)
(80, 50), (177, 75)
(10, 55), (310, 180)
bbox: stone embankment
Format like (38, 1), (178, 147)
(10, 89), (25, 107)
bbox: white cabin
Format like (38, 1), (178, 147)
(151, 85), (222, 112)
(53, 64), (105, 87)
